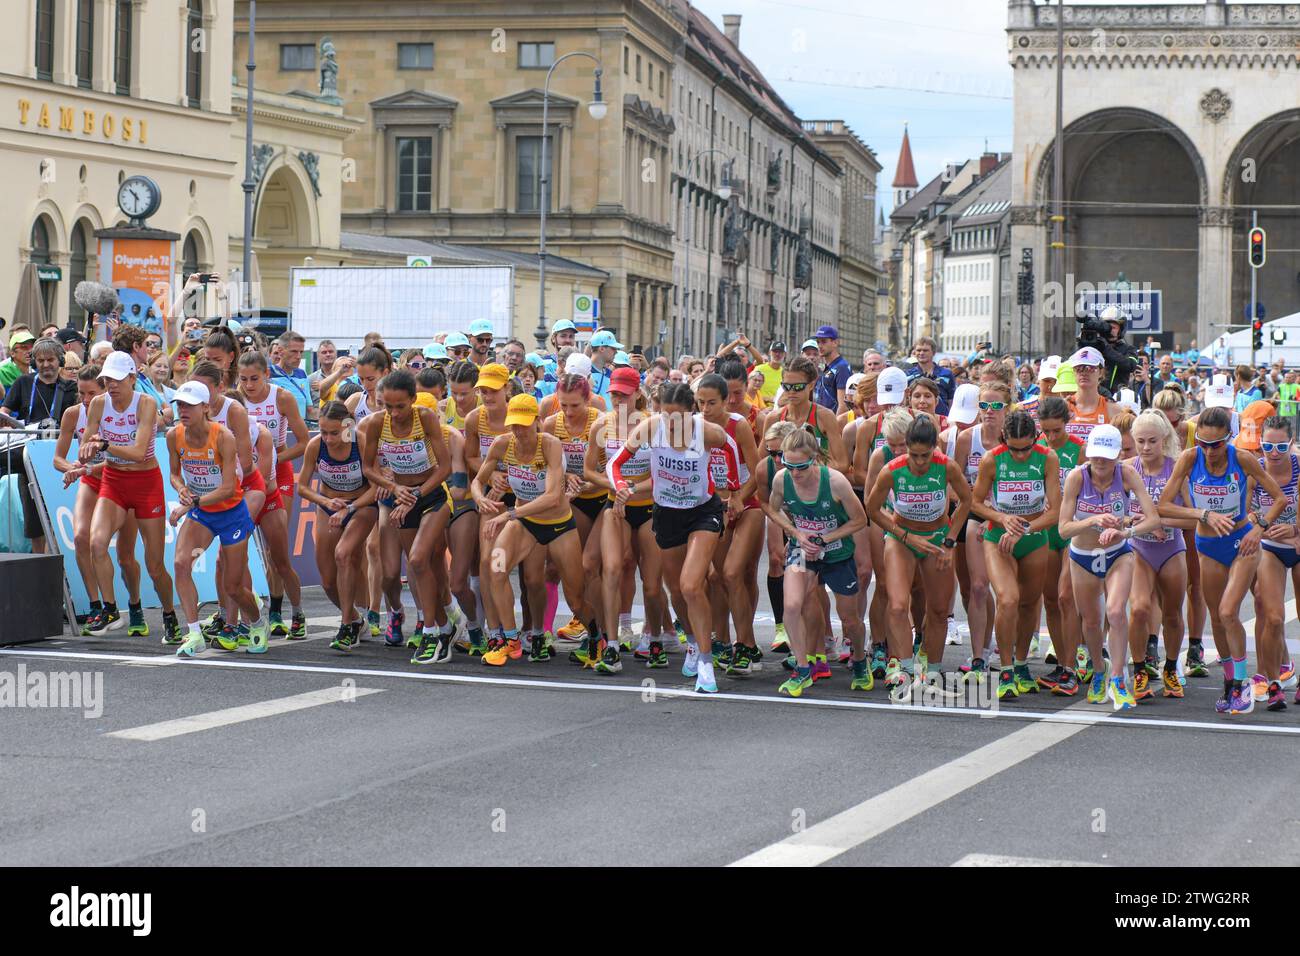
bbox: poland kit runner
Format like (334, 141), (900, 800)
(100, 392), (155, 464)
(1069, 465), (1132, 577)
(211, 396), (271, 477)
(245, 383), (287, 451)
(76, 404), (108, 487)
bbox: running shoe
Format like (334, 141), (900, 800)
(618, 623), (635, 653)
(884, 657), (905, 688)
(1162, 667), (1184, 698)
(413, 631), (453, 665)
(126, 605), (148, 637)
(713, 643), (733, 670)
(749, 646), (764, 672)
(850, 660), (874, 692)
(832, 633), (849, 664)
(1052, 671), (1079, 697)
(268, 611), (288, 637)
(771, 623), (789, 653)
(407, 623), (423, 650)
(176, 632), (206, 658)
(529, 631), (554, 662)
(214, 624), (241, 652)
(200, 611), (225, 639)
(1028, 635), (1040, 659)
(1013, 664), (1037, 695)
(367, 609), (381, 637)
(1142, 656), (1159, 680)
(1185, 641), (1208, 678)
(568, 636), (593, 665)
(246, 621), (269, 654)
(914, 650), (929, 684)
(456, 631), (489, 656)
(633, 635), (652, 661)
(1086, 671), (1107, 704)
(674, 618), (688, 644)
(1132, 671), (1154, 701)
(1110, 676), (1137, 711)
(1076, 647), (1094, 683)
(996, 670), (1018, 700)
(483, 637), (520, 667)
(682, 644), (699, 678)
(594, 644), (623, 674)
(695, 663), (718, 694)
(383, 610), (405, 647)
(912, 629), (923, 655)
(329, 623), (354, 652)
(779, 668), (813, 698)
(782, 653), (798, 671)
(870, 645), (888, 680)
(558, 615), (587, 640)
(646, 641), (668, 668)
(161, 614), (182, 646)
(1230, 686), (1255, 715)
(1036, 665), (1065, 692)
(236, 623), (251, 648)
(965, 657), (988, 684)
(811, 658), (832, 683)
(1267, 681), (1287, 712)
(1044, 650), (1058, 666)
(1250, 673), (1270, 703)
(289, 610), (307, 640)
(508, 634), (525, 660)
(1280, 660), (1298, 690)
(1145, 636), (1160, 668)
(946, 616), (962, 646)
(726, 644), (751, 676)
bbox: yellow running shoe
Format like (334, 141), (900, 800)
(557, 615), (586, 640)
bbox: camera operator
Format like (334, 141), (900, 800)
(1076, 304), (1140, 401)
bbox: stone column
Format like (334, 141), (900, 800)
(648, 284), (660, 348)
(374, 125), (387, 211)
(437, 123), (452, 212)
(493, 123), (507, 212)
(1197, 205), (1234, 350)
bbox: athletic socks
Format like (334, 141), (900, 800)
(618, 612), (632, 633)
(270, 595), (283, 616)
(291, 604), (303, 620)
(766, 575), (784, 626)
(188, 622), (202, 639)
(1164, 658), (1178, 673)
(543, 581), (559, 633)
(469, 575), (485, 623)
(1232, 655), (1248, 683)
(1221, 659), (1234, 682)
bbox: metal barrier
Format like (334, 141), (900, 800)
(0, 426), (77, 628)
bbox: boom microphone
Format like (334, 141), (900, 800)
(73, 281), (121, 317)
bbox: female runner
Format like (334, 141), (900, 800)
(757, 419), (799, 657)
(79, 352), (179, 642)
(297, 400), (380, 650)
(969, 409), (1062, 699)
(358, 369), (453, 663)
(347, 346), (394, 636)
(473, 393), (595, 668)
(166, 382), (264, 657)
(1035, 397), (1084, 694)
(865, 415), (972, 694)
(767, 429), (868, 698)
(863, 407), (914, 678)
(608, 382), (735, 693)
(1160, 406), (1286, 715)
(1058, 425), (1162, 710)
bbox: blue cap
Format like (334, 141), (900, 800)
(524, 352), (546, 368)
(614, 350), (630, 366)
(814, 325), (840, 340)
(550, 319), (577, 334)
(590, 329), (623, 349)
(468, 318), (494, 337)
(423, 342), (449, 360)
(445, 332), (470, 349)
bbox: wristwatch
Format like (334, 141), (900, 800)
(346, 501), (356, 514)
(1256, 513), (1271, 530)
(810, 534), (827, 547)
(507, 507), (518, 521)
(943, 537), (957, 549)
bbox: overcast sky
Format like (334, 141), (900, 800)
(688, 0), (1276, 214)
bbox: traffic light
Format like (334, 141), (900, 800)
(1253, 319), (1264, 351)
(1250, 227), (1267, 269)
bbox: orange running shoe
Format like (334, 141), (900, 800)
(558, 615), (587, 639)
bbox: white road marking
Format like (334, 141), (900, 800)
(7, 647), (1300, 736)
(952, 853), (1103, 867)
(729, 710), (1100, 867)
(106, 686), (383, 741)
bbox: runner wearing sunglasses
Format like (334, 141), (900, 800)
(766, 429), (868, 698)
(1159, 406), (1286, 715)
(863, 407), (914, 680)
(775, 356), (847, 472)
(865, 414), (973, 696)
(1058, 424), (1162, 710)
(1248, 416), (1300, 710)
(1036, 397), (1085, 694)
(969, 409), (1062, 700)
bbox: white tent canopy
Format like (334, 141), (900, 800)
(1207, 311), (1300, 368)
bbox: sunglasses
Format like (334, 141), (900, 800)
(782, 456), (814, 470)
(473, 336), (493, 344)
(407, 361), (426, 369)
(979, 401), (1007, 411)
(1005, 442), (1036, 454)
(1195, 433), (1229, 448)
(1262, 441), (1291, 453)
(780, 381), (809, 392)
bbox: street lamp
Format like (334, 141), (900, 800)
(536, 52), (606, 353)
(680, 148), (731, 355)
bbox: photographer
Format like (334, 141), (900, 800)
(1077, 305), (1141, 401)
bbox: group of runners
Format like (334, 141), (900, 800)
(50, 327), (1300, 717)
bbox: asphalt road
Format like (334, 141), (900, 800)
(4, 579), (1300, 867)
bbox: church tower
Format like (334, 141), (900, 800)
(892, 124), (918, 209)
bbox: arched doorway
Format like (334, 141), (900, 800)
(254, 166), (313, 247)
(30, 216), (57, 326)
(1225, 111), (1300, 330)
(68, 219), (93, 331)
(1037, 109), (1205, 348)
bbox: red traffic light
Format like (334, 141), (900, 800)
(1250, 228), (1267, 268)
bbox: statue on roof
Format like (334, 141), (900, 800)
(319, 37), (341, 103)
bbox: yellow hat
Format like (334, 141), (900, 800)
(8, 330), (35, 349)
(504, 393), (539, 427)
(476, 362), (510, 391)
(1052, 364), (1078, 394)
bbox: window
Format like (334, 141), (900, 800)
(182, 232), (200, 282)
(75, 0), (94, 89)
(395, 136), (433, 212)
(635, 54), (642, 83)
(280, 44), (315, 71)
(660, 72), (665, 99)
(516, 135), (552, 213)
(185, 0), (203, 108)
(35, 0), (54, 80)
(30, 218), (50, 264)
(623, 47), (629, 75)
(518, 42), (555, 69)
(398, 43), (434, 70)
(647, 62), (653, 89)
(69, 222), (90, 327)
(114, 0), (133, 94)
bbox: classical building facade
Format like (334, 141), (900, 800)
(803, 119), (882, 360)
(1008, 0), (1300, 354)
(238, 0), (684, 350)
(941, 157), (1010, 355)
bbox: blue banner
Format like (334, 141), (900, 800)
(24, 437), (268, 615)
